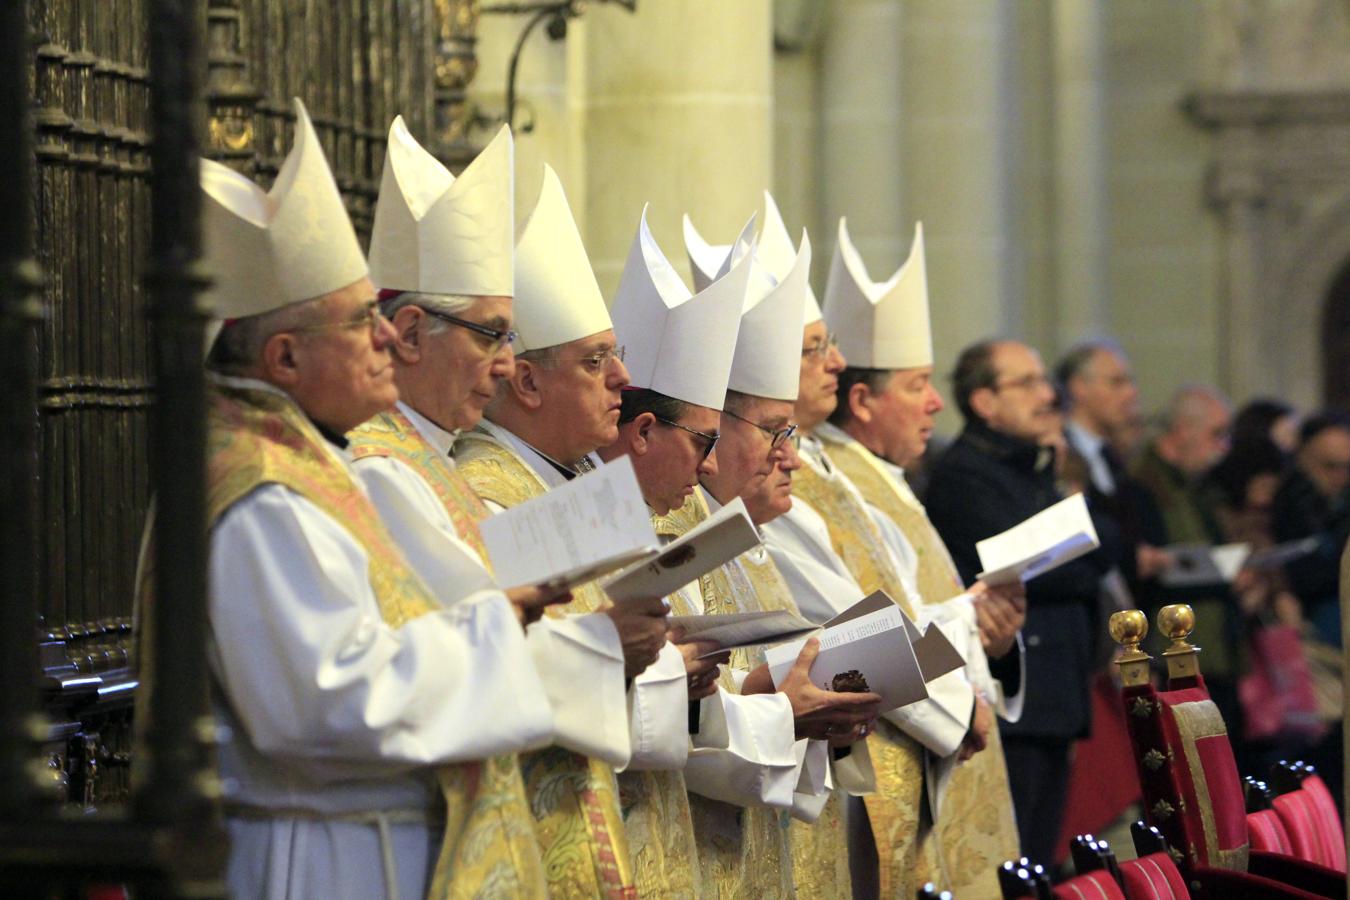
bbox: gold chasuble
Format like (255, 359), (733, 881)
(453, 427), (638, 899)
(348, 408), (549, 896)
(720, 527), (850, 898)
(652, 493), (795, 900)
(819, 430), (1021, 899)
(203, 386), (546, 899)
(790, 446), (935, 900)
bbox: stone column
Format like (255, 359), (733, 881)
(818, 0), (904, 289)
(573, 0), (774, 296)
(1050, 0), (1109, 346)
(894, 1), (1021, 405)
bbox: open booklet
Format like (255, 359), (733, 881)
(666, 610), (819, 659)
(976, 492), (1101, 586)
(1159, 536), (1319, 588)
(601, 496), (764, 603)
(478, 455), (660, 591)
(762, 591), (966, 714)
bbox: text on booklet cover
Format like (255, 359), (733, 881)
(763, 591), (944, 713)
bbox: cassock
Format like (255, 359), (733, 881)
(816, 421), (1026, 897)
(761, 432), (976, 898)
(198, 378), (554, 900)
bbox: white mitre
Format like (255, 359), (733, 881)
(682, 213), (755, 293)
(368, 118), (514, 297)
(761, 190), (823, 325)
(611, 206), (750, 411)
(200, 97), (366, 321)
(513, 164), (611, 352)
(728, 230), (811, 402)
(824, 218), (932, 369)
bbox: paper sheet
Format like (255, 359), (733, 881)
(479, 455), (659, 590)
(975, 493), (1101, 586)
(666, 610), (818, 658)
(764, 593), (929, 713)
(602, 497), (763, 603)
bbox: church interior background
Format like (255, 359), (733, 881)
(5, 0), (1350, 890)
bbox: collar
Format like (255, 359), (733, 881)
(398, 401), (458, 456)
(961, 419), (1054, 474)
(478, 418), (597, 485)
(1065, 419), (1105, 458)
(207, 372), (350, 451)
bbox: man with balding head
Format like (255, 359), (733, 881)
(925, 338), (1112, 864)
(1057, 340), (1169, 596)
(1132, 384), (1233, 544)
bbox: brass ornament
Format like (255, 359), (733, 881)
(1158, 603), (1201, 679)
(1110, 609), (1153, 686)
(1130, 697), (1155, 718)
(1142, 749), (1167, 771)
(1151, 799), (1176, 821)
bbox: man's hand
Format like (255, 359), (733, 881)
(971, 580), (1026, 659)
(957, 692), (993, 762)
(604, 597), (670, 679)
(1136, 544), (1173, 581)
(768, 639), (882, 744)
(505, 585), (573, 627)
(669, 626), (729, 701)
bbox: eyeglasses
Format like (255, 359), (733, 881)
(423, 309), (518, 352)
(802, 332), (839, 360)
(290, 299), (387, 337)
(549, 345), (626, 373)
(652, 414), (719, 461)
(993, 372), (1052, 393)
(723, 408), (797, 450)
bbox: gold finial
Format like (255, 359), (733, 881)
(1157, 604), (1200, 681)
(1110, 609), (1152, 687)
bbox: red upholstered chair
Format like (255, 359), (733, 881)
(1269, 761), (1347, 873)
(1245, 775), (1296, 856)
(1107, 607), (1345, 899)
(1114, 825), (1191, 900)
(1051, 870), (1127, 899)
(999, 858), (1055, 899)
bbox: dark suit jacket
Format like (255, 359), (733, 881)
(925, 421), (1110, 741)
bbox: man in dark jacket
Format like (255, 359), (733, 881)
(925, 338), (1110, 863)
(1274, 411), (1350, 647)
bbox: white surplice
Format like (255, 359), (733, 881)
(356, 405), (631, 768)
(471, 418), (682, 770)
(206, 381), (554, 900)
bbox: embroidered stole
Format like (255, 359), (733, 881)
(349, 408), (556, 896)
(790, 447), (931, 900)
(197, 387), (540, 899)
(820, 432), (1021, 898)
(734, 544), (850, 899)
(454, 427), (638, 898)
(654, 495), (794, 899)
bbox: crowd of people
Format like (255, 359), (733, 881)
(153, 97), (1347, 899)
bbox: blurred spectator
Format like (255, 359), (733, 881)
(1132, 385), (1245, 733)
(1056, 341), (1170, 601)
(1273, 411), (1350, 648)
(926, 339), (1111, 864)
(1231, 397), (1300, 456)
(1208, 398), (1294, 548)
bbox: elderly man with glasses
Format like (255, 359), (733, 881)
(704, 200), (991, 900)
(171, 101), (557, 900)
(451, 168), (677, 899)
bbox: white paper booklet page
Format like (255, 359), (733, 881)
(762, 592), (962, 713)
(478, 454), (659, 590)
(976, 492), (1101, 586)
(666, 610), (818, 658)
(602, 497), (763, 603)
